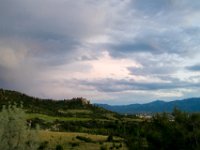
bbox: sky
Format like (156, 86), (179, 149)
(0, 0), (200, 105)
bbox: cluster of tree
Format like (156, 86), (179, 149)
(124, 109), (200, 150)
(0, 89), (114, 118)
(0, 104), (39, 150)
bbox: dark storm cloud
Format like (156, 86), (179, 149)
(0, 0), (106, 56)
(105, 0), (200, 59)
(130, 0), (172, 16)
(187, 64), (200, 72)
(80, 78), (198, 93)
(0, 0), (200, 103)
(109, 42), (157, 54)
(0, 0), (109, 70)
(128, 66), (176, 76)
(0, 0), (109, 98)
(127, 53), (181, 76)
(0, 0), (104, 37)
(108, 26), (200, 58)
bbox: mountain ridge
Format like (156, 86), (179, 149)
(1, 88), (200, 114)
(96, 98), (200, 114)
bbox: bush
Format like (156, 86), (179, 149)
(99, 141), (103, 145)
(0, 104), (39, 150)
(70, 142), (79, 147)
(55, 144), (63, 150)
(76, 135), (93, 142)
(107, 135), (113, 142)
(38, 141), (48, 150)
(100, 145), (107, 150)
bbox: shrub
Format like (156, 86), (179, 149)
(107, 135), (113, 142)
(70, 142), (79, 147)
(0, 104), (39, 150)
(100, 145), (107, 150)
(99, 141), (103, 145)
(76, 135), (93, 142)
(55, 144), (63, 150)
(38, 141), (48, 150)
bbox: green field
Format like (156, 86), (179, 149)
(58, 109), (92, 114)
(39, 130), (128, 150)
(26, 113), (91, 122)
(26, 113), (119, 123)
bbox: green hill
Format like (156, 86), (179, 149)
(2, 89), (200, 150)
(0, 89), (129, 150)
(0, 88), (115, 119)
(0, 89), (131, 134)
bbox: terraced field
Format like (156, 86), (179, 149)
(26, 113), (91, 122)
(39, 130), (128, 150)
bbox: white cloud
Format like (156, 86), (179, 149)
(0, 46), (28, 69)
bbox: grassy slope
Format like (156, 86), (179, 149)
(0, 89), (139, 149)
(39, 130), (128, 150)
(26, 113), (91, 122)
(0, 89), (118, 120)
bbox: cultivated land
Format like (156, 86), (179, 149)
(0, 89), (131, 150)
(1, 89), (200, 150)
(39, 131), (128, 150)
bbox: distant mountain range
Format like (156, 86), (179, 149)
(1, 88), (200, 114)
(96, 98), (200, 114)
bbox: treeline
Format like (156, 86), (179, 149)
(124, 109), (200, 150)
(0, 89), (113, 118)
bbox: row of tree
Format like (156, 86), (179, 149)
(124, 109), (200, 150)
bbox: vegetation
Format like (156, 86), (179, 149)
(0, 104), (39, 150)
(1, 89), (200, 150)
(76, 135), (93, 142)
(0, 89), (116, 119)
(38, 131), (127, 150)
(124, 109), (200, 150)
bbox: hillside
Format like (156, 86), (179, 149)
(0, 89), (109, 115)
(1, 89), (200, 150)
(96, 98), (200, 114)
(0, 89), (131, 149)
(2, 88), (200, 115)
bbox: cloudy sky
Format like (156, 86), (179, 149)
(0, 0), (200, 104)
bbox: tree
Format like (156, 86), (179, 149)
(107, 135), (113, 142)
(0, 104), (39, 150)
